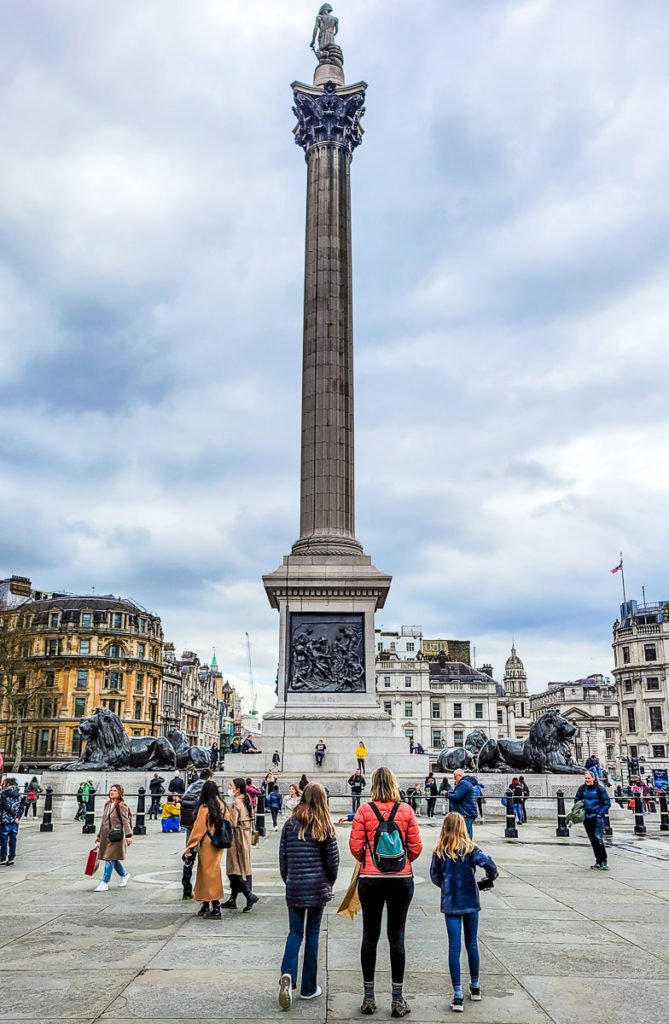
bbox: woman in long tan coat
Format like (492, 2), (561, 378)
(221, 777), (258, 912)
(185, 780), (229, 918)
(94, 784), (133, 892)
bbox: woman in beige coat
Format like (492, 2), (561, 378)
(221, 777), (258, 912)
(185, 780), (230, 919)
(94, 784), (133, 892)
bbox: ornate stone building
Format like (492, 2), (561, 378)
(612, 598), (669, 781)
(0, 579), (164, 766)
(497, 645), (532, 739)
(163, 649), (222, 748)
(530, 675), (620, 772)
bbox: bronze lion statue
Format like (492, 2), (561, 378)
(477, 710), (584, 773)
(436, 729), (489, 773)
(51, 706), (176, 770)
(167, 729), (212, 770)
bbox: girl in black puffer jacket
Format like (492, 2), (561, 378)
(278, 783), (339, 1010)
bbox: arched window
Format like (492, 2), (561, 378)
(106, 644), (126, 659)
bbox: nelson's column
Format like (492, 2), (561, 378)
(231, 7), (426, 782)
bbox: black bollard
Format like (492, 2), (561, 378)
(555, 790), (570, 837)
(39, 786), (54, 833)
(133, 786), (147, 836)
(82, 786), (96, 835)
(660, 791), (669, 832)
(504, 788), (518, 838)
(603, 809), (613, 837)
(255, 791), (266, 838)
(633, 792), (647, 836)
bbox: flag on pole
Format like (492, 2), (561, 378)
(611, 561), (623, 574)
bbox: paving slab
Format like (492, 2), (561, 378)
(148, 935), (324, 972)
(520, 976), (669, 1024)
(486, 939), (669, 978)
(0, 970), (137, 1020)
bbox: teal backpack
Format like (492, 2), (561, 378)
(369, 803), (407, 873)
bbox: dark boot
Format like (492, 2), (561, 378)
(206, 900), (222, 919)
(197, 902), (210, 917)
(220, 896), (238, 909)
(242, 892), (259, 913)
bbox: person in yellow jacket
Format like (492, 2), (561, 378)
(161, 797), (182, 833)
(356, 741), (366, 773)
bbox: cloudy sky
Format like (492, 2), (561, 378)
(1, 0), (667, 713)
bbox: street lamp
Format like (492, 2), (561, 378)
(585, 729), (591, 757)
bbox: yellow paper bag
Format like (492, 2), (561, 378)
(337, 861), (361, 920)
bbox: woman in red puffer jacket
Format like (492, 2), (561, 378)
(349, 766), (422, 1019)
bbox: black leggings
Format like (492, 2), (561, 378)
(228, 873), (252, 898)
(584, 816), (607, 865)
(358, 875), (414, 984)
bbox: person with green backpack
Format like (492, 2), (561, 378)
(572, 770), (611, 870)
(349, 767), (422, 1018)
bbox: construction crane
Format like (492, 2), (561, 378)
(245, 632), (258, 717)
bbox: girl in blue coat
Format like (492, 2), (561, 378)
(430, 812), (498, 1012)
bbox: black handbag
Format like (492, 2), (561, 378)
(209, 817), (233, 849)
(108, 828), (124, 843)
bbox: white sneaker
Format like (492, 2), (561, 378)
(279, 974), (293, 1010)
(300, 986), (322, 1000)
(119, 872), (131, 887)
(94, 882), (109, 892)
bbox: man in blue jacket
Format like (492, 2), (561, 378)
(574, 769), (611, 870)
(447, 770), (478, 838)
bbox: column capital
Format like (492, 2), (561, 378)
(292, 80), (367, 156)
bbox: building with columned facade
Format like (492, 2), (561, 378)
(530, 674), (620, 772)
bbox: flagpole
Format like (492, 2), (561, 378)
(619, 551), (627, 606)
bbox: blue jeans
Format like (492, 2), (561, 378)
(513, 802), (524, 823)
(445, 912), (480, 988)
(0, 822), (18, 862)
(280, 905), (324, 996)
(464, 818), (474, 839)
(103, 859), (128, 883)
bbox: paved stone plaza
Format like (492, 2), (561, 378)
(1, 812), (669, 1023)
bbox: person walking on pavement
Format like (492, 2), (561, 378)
(519, 777), (529, 822)
(425, 775), (439, 817)
(23, 777), (42, 817)
(268, 785), (284, 831)
(348, 769), (366, 814)
(210, 742), (219, 772)
(356, 741), (367, 773)
(222, 778), (259, 912)
(148, 773), (165, 820)
(574, 769), (611, 870)
(179, 769), (213, 900)
(299, 774), (310, 792)
(245, 778), (262, 810)
(439, 778), (452, 815)
(349, 766), (422, 1018)
(74, 782), (86, 821)
(94, 784), (133, 891)
(430, 812), (498, 1012)
(184, 779), (230, 918)
(473, 781), (485, 823)
(278, 783), (339, 1010)
(314, 739), (327, 767)
(168, 773), (185, 798)
(0, 777), (25, 866)
(510, 778), (524, 824)
(284, 785), (302, 815)
(272, 749), (282, 771)
(447, 770), (477, 839)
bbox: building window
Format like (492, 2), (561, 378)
(475, 703), (484, 719)
(432, 729), (442, 747)
(151, 680), (157, 695)
(81, 612), (92, 627)
(140, 618), (146, 633)
(404, 701), (413, 717)
(134, 700), (142, 721)
(113, 612), (123, 629)
(649, 707), (663, 732)
(107, 645), (125, 659)
(404, 728), (413, 739)
(389, 643), (396, 652)
(406, 642), (414, 652)
(432, 702), (440, 719)
(622, 646), (630, 664)
(48, 639), (62, 656)
(72, 729), (82, 755)
(138, 644), (145, 661)
(405, 676), (411, 687)
(383, 701), (392, 715)
(79, 639), (90, 656)
(604, 706), (611, 717)
(77, 670), (88, 689)
(645, 644), (657, 662)
(39, 729), (50, 755)
(453, 702), (462, 719)
(652, 744), (666, 758)
(629, 744), (638, 758)
(453, 729), (464, 746)
(605, 728), (612, 739)
(646, 677), (660, 690)
(136, 673), (144, 692)
(497, 710), (503, 724)
(520, 701), (525, 718)
(624, 679), (633, 692)
(74, 697), (86, 718)
(45, 671), (55, 687)
(50, 612), (59, 627)
(102, 698), (121, 714)
(627, 707), (636, 732)
(106, 671), (123, 690)
(606, 744), (613, 759)
(384, 676), (391, 687)
(377, 642), (383, 652)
